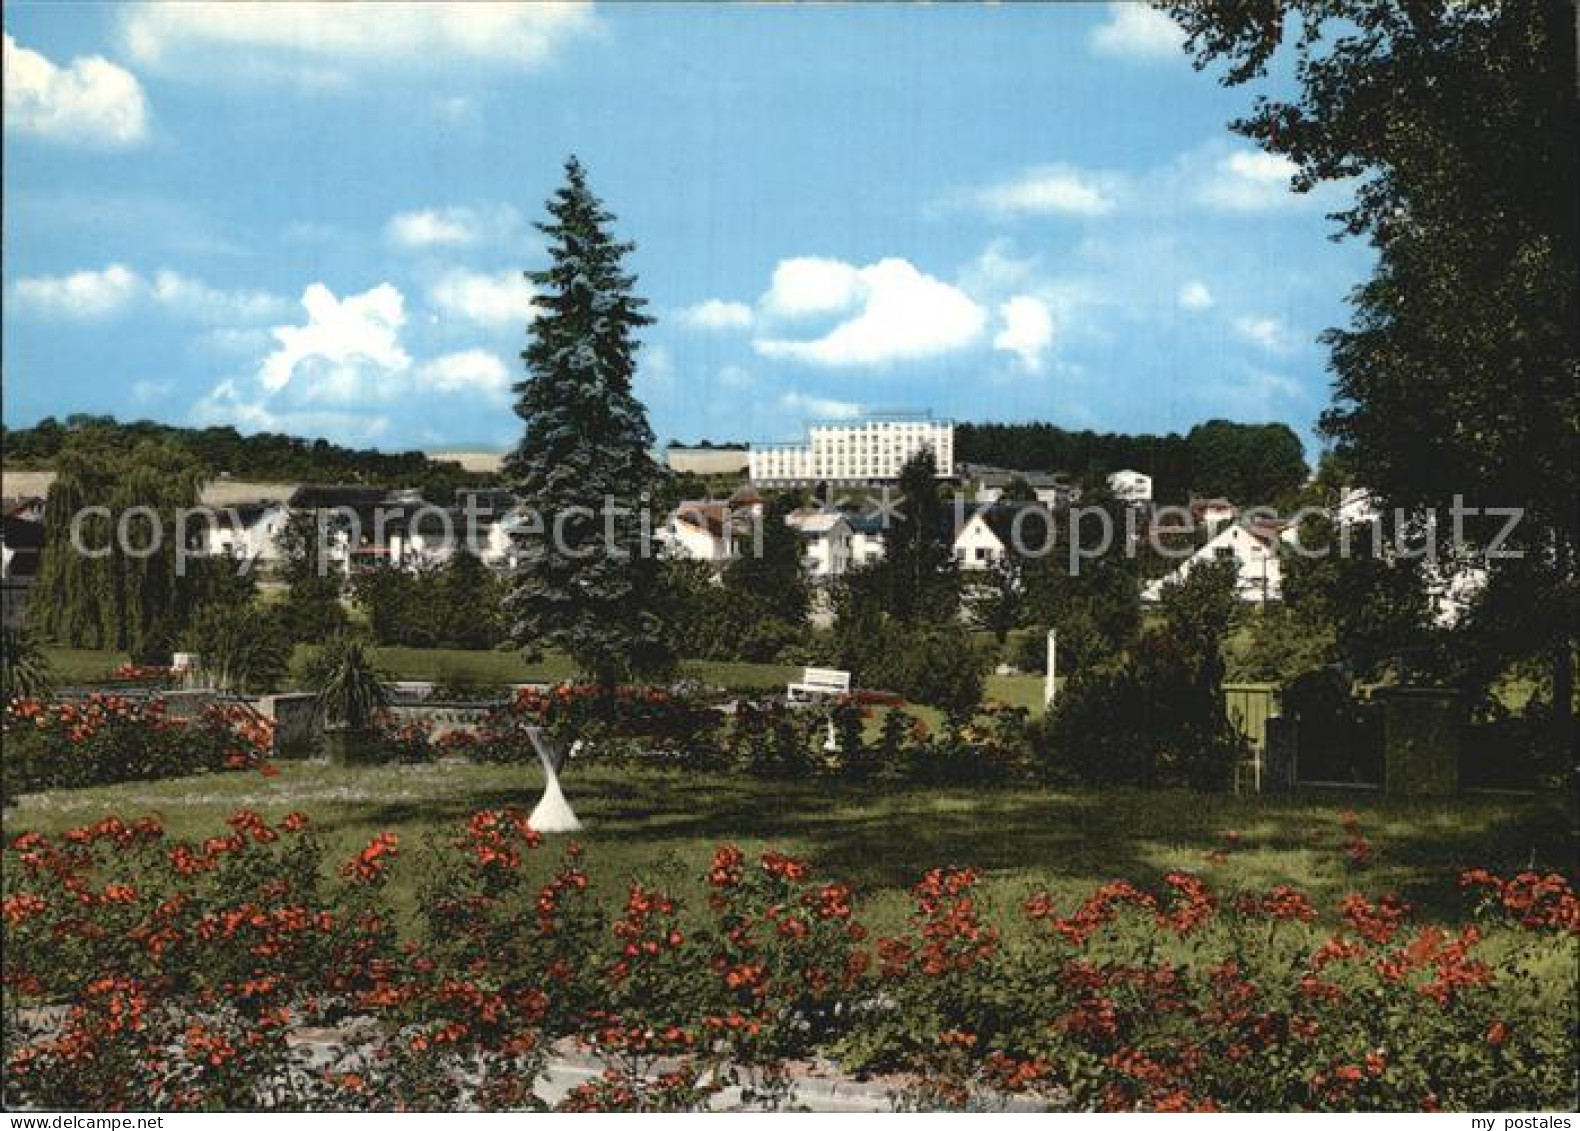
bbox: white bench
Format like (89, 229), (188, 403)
(787, 666), (851, 703)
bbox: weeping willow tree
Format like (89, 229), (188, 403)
(29, 433), (208, 661)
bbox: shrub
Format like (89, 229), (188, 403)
(181, 604), (291, 694)
(1, 811), (1574, 1111)
(477, 684), (726, 769)
(2, 696), (275, 793)
(301, 635), (388, 732)
(1, 628), (54, 702)
(1039, 627), (1244, 791)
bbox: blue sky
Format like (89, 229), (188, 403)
(3, 2), (1372, 456)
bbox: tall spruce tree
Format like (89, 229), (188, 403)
(885, 447), (957, 621)
(724, 494), (810, 624)
(506, 157), (672, 688)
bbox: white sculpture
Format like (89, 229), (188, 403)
(526, 726), (583, 833)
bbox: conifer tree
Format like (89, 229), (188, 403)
(725, 494), (809, 624)
(506, 157), (672, 688)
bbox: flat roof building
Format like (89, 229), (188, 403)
(749, 412), (953, 486)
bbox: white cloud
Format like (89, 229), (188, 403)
(259, 282), (410, 395)
(1232, 314), (1298, 353)
(717, 364), (753, 390)
(150, 270), (290, 323)
(1089, 3), (1187, 60)
(973, 164), (1118, 218)
(755, 257), (986, 367)
(429, 268), (536, 329)
(778, 392), (863, 421)
(122, 2), (598, 81)
(758, 258), (867, 320)
(386, 204), (521, 251)
(193, 281), (514, 442)
(992, 295), (1055, 371)
(1178, 280), (1214, 310)
(131, 378), (175, 404)
(13, 264), (144, 319)
(677, 298), (753, 331)
(959, 240), (1039, 294)
(416, 349), (512, 400)
(13, 263), (289, 323)
(1194, 149), (1303, 212)
(3, 34), (149, 148)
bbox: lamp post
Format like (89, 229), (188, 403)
(1044, 628), (1058, 708)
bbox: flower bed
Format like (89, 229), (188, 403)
(2, 696), (275, 794)
(3, 808), (1574, 1111)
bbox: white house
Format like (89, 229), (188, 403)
(1143, 520), (1287, 604)
(846, 514), (887, 567)
(1, 512), (43, 630)
(201, 501), (290, 565)
(952, 509), (1007, 571)
(664, 501), (741, 564)
(1107, 469), (1153, 505)
(786, 510), (852, 579)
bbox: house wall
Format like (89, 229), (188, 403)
(801, 524), (851, 578)
(1108, 470), (1153, 504)
(1143, 524), (1283, 603)
(849, 532), (886, 567)
(669, 520), (731, 562)
(953, 515), (1006, 571)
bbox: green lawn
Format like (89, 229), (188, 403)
(41, 646), (131, 682)
(8, 759), (1568, 939)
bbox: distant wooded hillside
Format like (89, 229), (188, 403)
(955, 419), (1309, 504)
(2, 415), (502, 501)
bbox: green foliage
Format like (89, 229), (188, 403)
(181, 603), (291, 694)
(1042, 558), (1243, 791)
(353, 552), (505, 650)
(1156, 556), (1241, 656)
(660, 560), (806, 664)
(831, 585), (986, 719)
(1282, 510), (1440, 682)
(884, 447), (959, 622)
(1226, 603), (1338, 685)
(956, 422), (1194, 502)
(1185, 419), (1308, 506)
(1019, 497), (1143, 676)
(274, 509), (350, 644)
(2, 414), (498, 502)
(955, 419), (1309, 504)
(1, 628), (55, 701)
(723, 495), (810, 624)
(965, 557), (1025, 644)
(726, 700), (818, 779)
(506, 156), (673, 687)
(302, 635), (388, 732)
(1168, 0), (1579, 754)
(29, 434), (207, 661)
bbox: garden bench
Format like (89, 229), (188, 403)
(787, 666), (851, 703)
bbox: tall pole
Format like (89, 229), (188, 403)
(1045, 628), (1058, 708)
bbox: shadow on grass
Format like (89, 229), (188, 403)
(308, 765), (1573, 922)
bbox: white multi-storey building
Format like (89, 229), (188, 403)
(749, 413), (954, 486)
